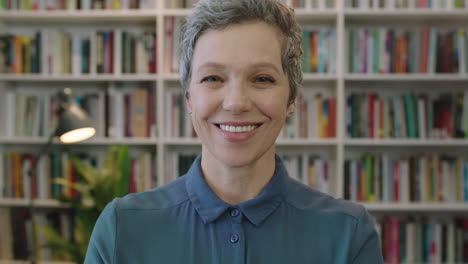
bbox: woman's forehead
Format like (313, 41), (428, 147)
(191, 21), (284, 70)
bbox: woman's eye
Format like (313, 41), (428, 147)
(257, 76), (274, 83)
(201, 76), (222, 83)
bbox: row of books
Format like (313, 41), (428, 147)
(376, 216), (468, 263)
(164, 153), (331, 190)
(129, 151), (158, 193)
(5, 88), (105, 138)
(164, 90), (195, 138)
(121, 30), (158, 74)
(284, 0), (335, 9)
(344, 153), (468, 203)
(5, 85), (157, 139)
(0, 0), (338, 10)
(0, 0), (154, 10)
(167, 0), (337, 9)
(301, 28), (337, 74)
(0, 150), (157, 199)
(107, 85), (157, 138)
(280, 93), (336, 139)
(0, 33), (41, 74)
(0, 208), (72, 261)
(165, 153), (197, 180)
(10, 26), (468, 76)
(346, 0), (468, 9)
(348, 27), (468, 74)
(0, 29), (157, 75)
(163, 16), (183, 74)
(279, 153), (331, 194)
(164, 0), (197, 8)
(289, 0), (306, 8)
(0, 151), (80, 200)
(164, 89), (337, 139)
(346, 91), (468, 139)
(7, 87), (468, 141)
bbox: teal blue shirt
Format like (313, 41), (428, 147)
(84, 155), (383, 263)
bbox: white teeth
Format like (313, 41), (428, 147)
(219, 125), (258, 133)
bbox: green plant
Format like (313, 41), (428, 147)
(39, 145), (131, 263)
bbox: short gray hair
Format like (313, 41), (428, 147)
(179, 0), (303, 106)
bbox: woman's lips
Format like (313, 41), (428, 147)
(214, 122), (263, 143)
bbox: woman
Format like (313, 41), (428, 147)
(84, 0), (383, 263)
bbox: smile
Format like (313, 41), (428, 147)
(219, 125), (259, 133)
(214, 122), (263, 142)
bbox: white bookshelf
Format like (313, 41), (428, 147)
(0, 198), (67, 208)
(0, 261), (74, 264)
(0, 10), (157, 22)
(344, 73), (468, 81)
(0, 137), (158, 145)
(344, 138), (468, 146)
(363, 202), (468, 212)
(0, 0), (466, 203)
(344, 9), (468, 23)
(1, 0), (468, 262)
(0, 0), (466, 205)
(0, 74), (159, 82)
(276, 138), (339, 146)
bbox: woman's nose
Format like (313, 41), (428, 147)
(222, 81), (252, 114)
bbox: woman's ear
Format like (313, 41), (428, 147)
(287, 101), (296, 117)
(185, 90), (192, 114)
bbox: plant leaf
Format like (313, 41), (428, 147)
(54, 178), (93, 201)
(115, 145), (131, 196)
(39, 225), (81, 262)
(71, 157), (99, 187)
(43, 145), (132, 263)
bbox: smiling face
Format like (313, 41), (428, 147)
(186, 21), (294, 169)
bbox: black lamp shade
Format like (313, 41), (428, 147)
(56, 100), (96, 143)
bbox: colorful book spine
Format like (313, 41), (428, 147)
(345, 153), (468, 203)
(348, 26), (467, 74)
(301, 28), (336, 74)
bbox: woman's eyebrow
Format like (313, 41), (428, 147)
(197, 62), (281, 75)
(196, 62), (227, 73)
(249, 62), (282, 75)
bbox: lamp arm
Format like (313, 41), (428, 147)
(34, 128), (58, 167)
(27, 127), (58, 264)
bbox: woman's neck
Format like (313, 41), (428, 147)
(200, 148), (276, 205)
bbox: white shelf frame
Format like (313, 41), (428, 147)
(0, 10), (158, 22)
(0, 198), (67, 208)
(344, 73), (468, 81)
(345, 139), (468, 147)
(363, 203), (468, 212)
(0, 261), (75, 264)
(2, 2), (468, 263)
(0, 73), (159, 82)
(0, 137), (158, 146)
(0, 0), (467, 213)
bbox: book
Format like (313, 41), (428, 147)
(345, 153), (468, 203)
(0, 0), (152, 10)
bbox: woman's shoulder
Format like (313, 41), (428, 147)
(112, 175), (190, 211)
(284, 178), (365, 221)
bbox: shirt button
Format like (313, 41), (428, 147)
(230, 234), (239, 243)
(231, 208), (240, 217)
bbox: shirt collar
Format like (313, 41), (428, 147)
(185, 154), (288, 226)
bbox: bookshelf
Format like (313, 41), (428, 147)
(1, 0), (468, 262)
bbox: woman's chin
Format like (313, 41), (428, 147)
(221, 157), (255, 169)
(215, 148), (274, 169)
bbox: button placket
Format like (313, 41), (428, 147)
(230, 233), (239, 243)
(228, 207), (243, 244)
(231, 208), (240, 217)
(228, 208), (245, 264)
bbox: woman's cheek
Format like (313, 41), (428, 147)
(193, 95), (219, 119)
